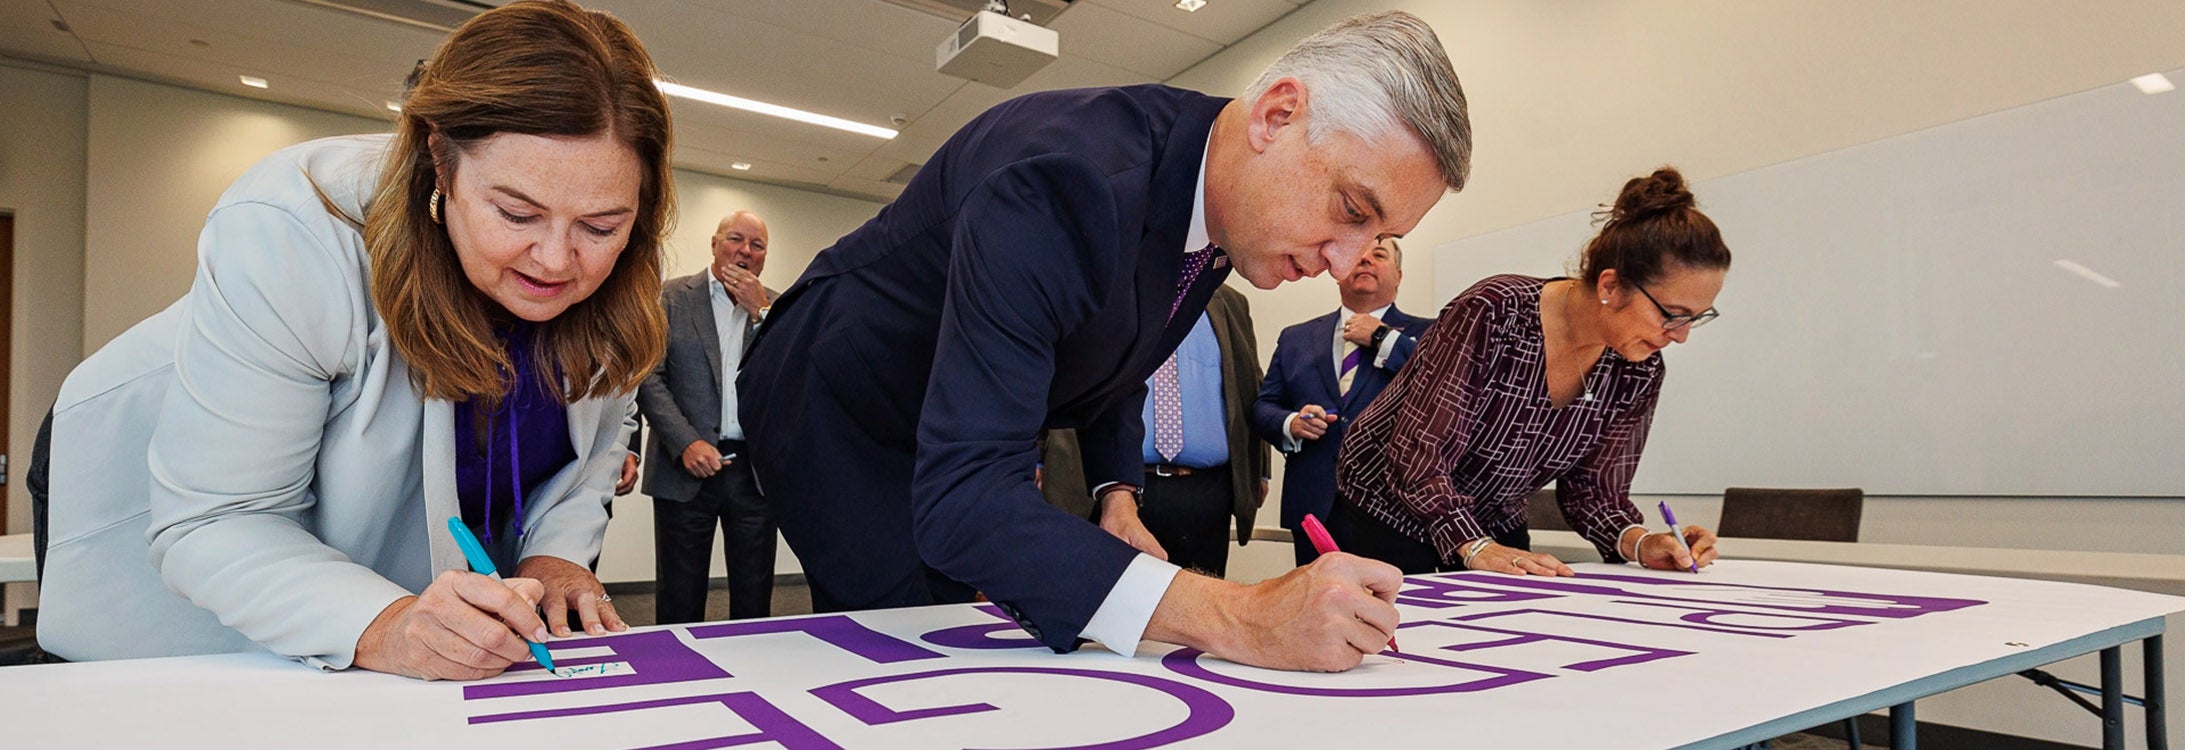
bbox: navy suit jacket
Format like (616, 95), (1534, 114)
(739, 85), (1231, 650)
(1250, 306), (1429, 531)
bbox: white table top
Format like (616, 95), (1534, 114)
(0, 533), (34, 584)
(1532, 529), (2185, 597)
(3, 561), (2178, 749)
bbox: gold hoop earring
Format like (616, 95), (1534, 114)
(429, 188), (445, 224)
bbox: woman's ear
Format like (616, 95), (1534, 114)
(1594, 268), (1621, 304)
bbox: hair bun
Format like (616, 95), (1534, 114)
(1610, 167), (1695, 222)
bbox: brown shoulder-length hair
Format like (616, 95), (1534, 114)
(365, 0), (672, 406)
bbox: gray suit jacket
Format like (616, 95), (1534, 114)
(40, 135), (623, 668)
(635, 272), (775, 502)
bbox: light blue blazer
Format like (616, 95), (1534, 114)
(40, 135), (629, 669)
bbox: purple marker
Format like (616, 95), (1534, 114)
(1656, 501), (1701, 573)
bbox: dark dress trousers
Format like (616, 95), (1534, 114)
(634, 273), (777, 623)
(1249, 306), (1427, 565)
(739, 85), (1231, 652)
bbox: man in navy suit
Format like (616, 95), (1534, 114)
(1252, 238), (1428, 567)
(740, 11), (1472, 673)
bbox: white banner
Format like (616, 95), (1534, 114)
(6, 560), (2177, 748)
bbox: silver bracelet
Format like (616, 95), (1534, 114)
(1620, 525), (1651, 563)
(1458, 536), (1493, 567)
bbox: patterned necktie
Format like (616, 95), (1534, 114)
(1170, 243), (1221, 323)
(1339, 346), (1362, 395)
(1152, 351), (1184, 462)
(1154, 244), (1218, 462)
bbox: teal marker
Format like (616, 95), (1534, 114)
(446, 516), (557, 672)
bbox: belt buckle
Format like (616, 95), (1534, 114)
(1153, 465), (1177, 478)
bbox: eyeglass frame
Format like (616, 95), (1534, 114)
(1630, 282), (1719, 331)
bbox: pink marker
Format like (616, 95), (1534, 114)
(1301, 513), (1398, 653)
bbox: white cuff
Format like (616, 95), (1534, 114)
(1279, 413), (1304, 453)
(1081, 553), (1181, 657)
(1372, 330), (1400, 368)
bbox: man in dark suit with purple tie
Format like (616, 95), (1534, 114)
(739, 11), (1472, 673)
(1252, 238), (1428, 567)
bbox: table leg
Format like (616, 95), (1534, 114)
(1892, 702), (1915, 749)
(2105, 646), (2125, 750)
(2149, 635), (2167, 750)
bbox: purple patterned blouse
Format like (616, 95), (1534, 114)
(1336, 275), (1662, 564)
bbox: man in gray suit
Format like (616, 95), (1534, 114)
(635, 211), (777, 623)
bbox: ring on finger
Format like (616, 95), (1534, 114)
(597, 593), (612, 603)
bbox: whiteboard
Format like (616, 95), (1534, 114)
(1436, 69), (2185, 497)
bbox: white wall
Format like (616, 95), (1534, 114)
(0, 61), (89, 615)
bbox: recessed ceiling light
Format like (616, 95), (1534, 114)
(730, 162), (752, 171)
(384, 101), (402, 112)
(239, 75), (268, 89)
(2130, 73), (2175, 95)
(655, 80), (897, 139)
(1175, 0), (1206, 11)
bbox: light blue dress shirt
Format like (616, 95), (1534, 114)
(1140, 313), (1227, 468)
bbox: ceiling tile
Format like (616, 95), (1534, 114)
(57, 2), (419, 92)
(1084, 0), (1299, 45)
(1, 2), (93, 64)
(675, 0), (955, 67)
(1048, 1), (1221, 79)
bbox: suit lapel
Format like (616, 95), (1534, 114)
(1123, 94), (1229, 384)
(689, 276), (725, 396)
(1313, 311), (1342, 402)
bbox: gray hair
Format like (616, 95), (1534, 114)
(1243, 10), (1471, 191)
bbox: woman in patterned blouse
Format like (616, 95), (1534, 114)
(1332, 167), (1729, 576)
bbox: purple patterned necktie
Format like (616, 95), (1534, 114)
(1152, 351), (1183, 461)
(1169, 243), (1220, 323)
(1154, 243), (1219, 461)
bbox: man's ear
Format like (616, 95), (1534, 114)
(1245, 77), (1307, 155)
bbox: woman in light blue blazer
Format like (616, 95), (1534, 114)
(39, 0), (674, 680)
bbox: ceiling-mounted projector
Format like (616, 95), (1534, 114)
(936, 8), (1058, 88)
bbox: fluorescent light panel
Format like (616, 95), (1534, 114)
(655, 80), (897, 139)
(239, 75), (268, 88)
(2131, 73), (2175, 95)
(385, 101), (402, 112)
(730, 162), (752, 171)
(1175, 0), (1206, 11)
(2053, 259), (2121, 288)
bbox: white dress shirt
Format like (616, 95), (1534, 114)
(1076, 132), (1216, 656)
(709, 278), (752, 441)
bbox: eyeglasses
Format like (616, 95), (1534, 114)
(1631, 283), (1719, 331)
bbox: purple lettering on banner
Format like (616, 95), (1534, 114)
(1456, 607), (1799, 639)
(469, 690), (840, 750)
(689, 614), (947, 664)
(1161, 647), (1551, 698)
(1609, 599), (1874, 634)
(1408, 620), (1693, 672)
(464, 630), (730, 700)
(1394, 575), (1565, 610)
(1431, 572), (1984, 618)
(812, 666), (1234, 749)
(921, 604), (1046, 651)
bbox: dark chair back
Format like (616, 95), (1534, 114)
(1718, 487), (1864, 542)
(1524, 484), (1573, 532)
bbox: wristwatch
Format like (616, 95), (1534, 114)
(1368, 324), (1392, 349)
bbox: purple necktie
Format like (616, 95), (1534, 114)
(1152, 351), (1183, 462)
(1170, 243), (1221, 323)
(1339, 346), (1362, 395)
(1154, 244), (1219, 461)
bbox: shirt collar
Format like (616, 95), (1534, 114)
(1183, 130), (1212, 256)
(1342, 302), (1395, 320)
